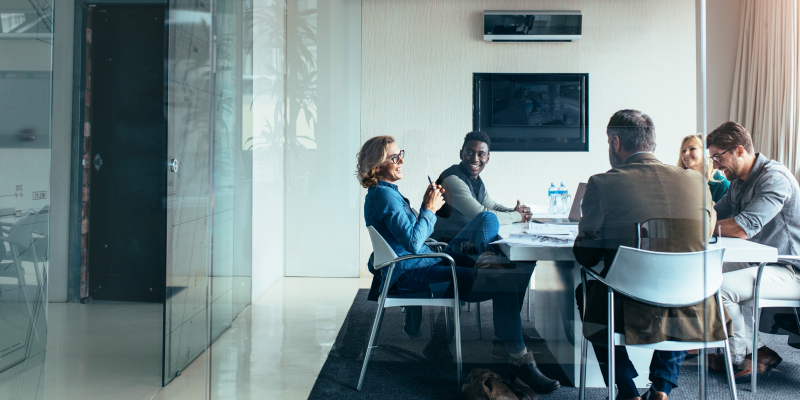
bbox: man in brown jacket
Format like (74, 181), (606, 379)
(573, 110), (728, 400)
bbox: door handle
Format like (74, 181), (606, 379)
(169, 158), (179, 173)
(94, 153), (103, 171)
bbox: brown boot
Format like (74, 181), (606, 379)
(706, 352), (731, 373)
(641, 387), (668, 399)
(755, 346), (783, 370)
(732, 346), (783, 383)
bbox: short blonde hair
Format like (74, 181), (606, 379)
(356, 135), (395, 188)
(677, 133), (721, 182)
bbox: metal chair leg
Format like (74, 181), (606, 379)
(794, 308), (800, 332)
(527, 287), (531, 321)
(722, 341), (739, 400)
(751, 262), (766, 394)
(475, 302), (482, 339)
(752, 306), (760, 393)
(579, 268), (588, 400)
(579, 336), (588, 400)
(454, 302), (462, 392)
(445, 307), (451, 344)
(608, 287), (615, 400)
(717, 292), (738, 400)
(698, 348), (707, 400)
(357, 295), (387, 391)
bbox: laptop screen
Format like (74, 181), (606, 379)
(568, 183), (588, 221)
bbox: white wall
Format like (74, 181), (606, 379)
(706, 0), (741, 130)
(48, 0), (76, 302)
(284, 0), (362, 278)
(360, 0), (700, 274)
(251, 0), (286, 300)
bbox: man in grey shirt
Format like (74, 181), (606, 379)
(706, 121), (800, 383)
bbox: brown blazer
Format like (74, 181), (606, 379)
(573, 153), (732, 344)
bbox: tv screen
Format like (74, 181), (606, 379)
(473, 73), (588, 151)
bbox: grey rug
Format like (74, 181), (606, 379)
(307, 290), (800, 399)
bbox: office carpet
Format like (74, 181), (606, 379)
(307, 289), (800, 400)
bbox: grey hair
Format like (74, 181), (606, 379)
(606, 109), (656, 153)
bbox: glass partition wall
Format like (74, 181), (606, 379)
(0, 1), (53, 399)
(2, 0), (757, 399)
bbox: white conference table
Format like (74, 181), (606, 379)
(496, 221), (778, 388)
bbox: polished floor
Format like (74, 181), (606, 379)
(44, 277), (800, 399)
(45, 277), (367, 400)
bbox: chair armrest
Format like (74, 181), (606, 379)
(373, 253), (456, 270)
(777, 255), (800, 262)
(425, 241), (448, 248)
(375, 252), (461, 306)
(578, 264), (610, 287)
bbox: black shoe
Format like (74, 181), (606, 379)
(509, 351), (561, 394)
(492, 333), (546, 359)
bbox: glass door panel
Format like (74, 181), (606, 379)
(164, 0), (213, 386)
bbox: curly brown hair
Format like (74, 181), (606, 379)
(356, 135), (395, 188)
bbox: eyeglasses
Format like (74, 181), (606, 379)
(709, 146), (738, 162)
(388, 150), (405, 164)
(463, 149), (489, 159)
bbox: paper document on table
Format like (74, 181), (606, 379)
(524, 223), (576, 236)
(491, 233), (575, 247)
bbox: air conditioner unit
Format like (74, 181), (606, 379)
(483, 10), (582, 42)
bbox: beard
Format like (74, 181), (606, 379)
(608, 146), (623, 168)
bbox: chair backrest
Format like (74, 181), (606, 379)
(637, 217), (706, 252)
(605, 246), (725, 307)
(6, 210), (37, 247)
(367, 226), (398, 268)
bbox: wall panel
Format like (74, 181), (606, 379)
(360, 0), (699, 274)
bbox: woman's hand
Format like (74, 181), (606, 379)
(422, 184), (445, 213)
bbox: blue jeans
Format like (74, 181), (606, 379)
(445, 211), (501, 255)
(395, 212), (526, 354)
(591, 344), (686, 395)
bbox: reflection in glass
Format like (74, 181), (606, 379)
(0, 0), (53, 398)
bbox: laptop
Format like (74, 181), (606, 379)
(531, 182), (587, 225)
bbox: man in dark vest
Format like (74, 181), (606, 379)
(431, 131), (542, 359)
(432, 131), (532, 243)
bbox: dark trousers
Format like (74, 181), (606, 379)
(591, 343), (687, 389)
(576, 281), (687, 390)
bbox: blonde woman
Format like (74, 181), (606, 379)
(678, 133), (730, 202)
(357, 135), (560, 394)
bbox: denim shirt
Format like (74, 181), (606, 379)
(365, 180), (438, 292)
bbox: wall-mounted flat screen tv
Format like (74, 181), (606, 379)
(473, 73), (588, 151)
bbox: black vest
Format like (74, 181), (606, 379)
(431, 164), (486, 241)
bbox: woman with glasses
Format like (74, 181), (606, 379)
(677, 133), (730, 202)
(356, 135), (560, 394)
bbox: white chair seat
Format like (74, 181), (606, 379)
(742, 299), (800, 308)
(384, 297), (457, 308)
(614, 333), (727, 351)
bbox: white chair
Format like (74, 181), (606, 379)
(577, 246), (738, 400)
(742, 256), (800, 394)
(358, 226), (463, 392)
(411, 207), (485, 338)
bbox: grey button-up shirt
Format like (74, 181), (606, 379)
(715, 153), (800, 268)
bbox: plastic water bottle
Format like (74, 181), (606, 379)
(547, 182), (558, 214)
(558, 182), (571, 214)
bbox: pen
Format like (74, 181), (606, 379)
(428, 175), (433, 185)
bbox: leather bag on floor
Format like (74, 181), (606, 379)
(461, 368), (518, 400)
